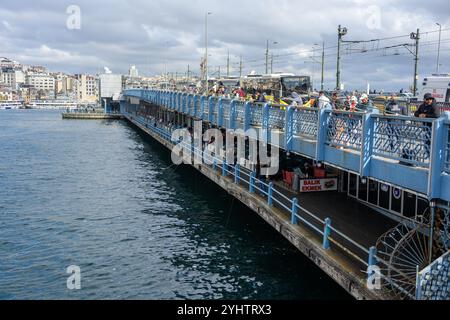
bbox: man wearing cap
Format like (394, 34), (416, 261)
(414, 93), (440, 119)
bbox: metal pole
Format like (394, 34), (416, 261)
(436, 23), (442, 74)
(265, 39), (269, 74)
(239, 56), (243, 78)
(270, 54), (274, 74)
(205, 12), (209, 94)
(321, 41), (325, 91)
(227, 51), (230, 78)
(336, 25), (342, 91)
(413, 29), (420, 97)
(428, 201), (436, 265)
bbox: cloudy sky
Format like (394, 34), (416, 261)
(1, 0), (449, 91)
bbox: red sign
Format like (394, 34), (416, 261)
(300, 179), (338, 193)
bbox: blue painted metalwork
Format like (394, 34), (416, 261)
(285, 107), (295, 152)
(326, 111), (364, 152)
(221, 99), (232, 128)
(244, 102), (251, 131)
(444, 121), (450, 174)
(373, 115), (433, 167)
(187, 94), (194, 116)
(323, 218), (332, 250)
(222, 159), (227, 176)
(249, 103), (263, 127)
(249, 171), (256, 193)
(208, 97), (214, 123)
(268, 106), (286, 130)
(234, 164), (240, 184)
(235, 101), (246, 130)
(229, 100), (237, 130)
(218, 98), (224, 127)
(416, 250), (450, 300)
(292, 108), (319, 139)
(123, 89), (450, 203)
(368, 246), (377, 267)
(268, 182), (274, 206)
(291, 198), (299, 225)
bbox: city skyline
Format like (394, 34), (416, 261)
(0, 0), (449, 91)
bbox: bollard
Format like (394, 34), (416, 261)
(291, 198), (299, 225)
(234, 165), (240, 184)
(268, 182), (274, 206)
(249, 171), (256, 193)
(322, 218), (332, 250)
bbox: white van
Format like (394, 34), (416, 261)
(419, 74), (450, 102)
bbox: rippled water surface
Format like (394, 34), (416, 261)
(0, 110), (351, 300)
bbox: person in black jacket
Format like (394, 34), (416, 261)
(414, 93), (440, 118)
(412, 93), (440, 162)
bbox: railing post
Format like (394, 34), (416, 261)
(249, 171), (256, 193)
(360, 110), (377, 177)
(268, 182), (274, 206)
(222, 159), (227, 177)
(230, 100), (237, 130)
(213, 158), (217, 171)
(322, 218), (332, 250)
(428, 118), (445, 199)
(234, 164), (240, 184)
(316, 108), (331, 162)
(368, 246), (377, 267)
(415, 266), (422, 300)
(291, 198), (299, 224)
(208, 97), (214, 123)
(285, 106), (295, 152)
(218, 98), (224, 127)
(244, 102), (251, 131)
(200, 96), (206, 120)
(263, 103), (270, 144)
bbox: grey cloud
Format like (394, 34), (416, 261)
(0, 0), (448, 91)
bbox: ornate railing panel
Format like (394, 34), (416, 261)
(326, 111), (364, 152)
(417, 250), (450, 300)
(268, 106), (285, 130)
(222, 98), (231, 127)
(293, 108), (319, 138)
(373, 116), (433, 167)
(250, 104), (263, 127)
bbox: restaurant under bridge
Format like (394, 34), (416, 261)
(120, 89), (450, 300)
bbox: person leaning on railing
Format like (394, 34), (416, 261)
(414, 93), (440, 119)
(413, 93), (440, 161)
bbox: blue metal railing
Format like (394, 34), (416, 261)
(293, 107), (319, 138)
(249, 103), (263, 127)
(326, 111), (364, 152)
(123, 89), (450, 202)
(122, 101), (447, 299)
(445, 121), (450, 174)
(372, 115), (434, 167)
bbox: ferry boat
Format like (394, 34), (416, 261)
(0, 101), (23, 110)
(26, 100), (78, 110)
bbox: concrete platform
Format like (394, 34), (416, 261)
(62, 112), (123, 120)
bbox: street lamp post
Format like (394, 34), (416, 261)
(336, 25), (348, 91)
(265, 40), (278, 74)
(205, 12), (212, 94)
(410, 29), (420, 97)
(436, 23), (442, 74)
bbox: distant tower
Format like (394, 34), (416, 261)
(129, 65), (139, 78)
